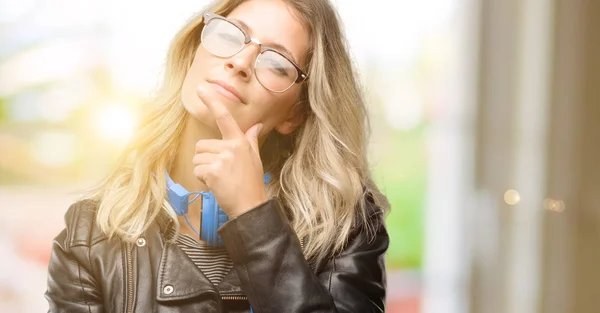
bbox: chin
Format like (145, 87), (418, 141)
(187, 111), (221, 136)
(184, 101), (209, 122)
(181, 88), (204, 114)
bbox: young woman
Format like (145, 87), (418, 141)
(45, 0), (391, 312)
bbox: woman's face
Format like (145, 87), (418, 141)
(181, 0), (310, 138)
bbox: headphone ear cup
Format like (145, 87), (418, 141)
(215, 208), (229, 246)
(167, 183), (190, 215)
(201, 193), (229, 246)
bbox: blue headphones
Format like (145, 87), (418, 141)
(165, 171), (271, 247)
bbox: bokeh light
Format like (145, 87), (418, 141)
(93, 105), (138, 142)
(504, 189), (521, 205)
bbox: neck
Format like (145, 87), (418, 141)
(169, 115), (219, 217)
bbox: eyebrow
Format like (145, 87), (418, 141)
(232, 19), (299, 64)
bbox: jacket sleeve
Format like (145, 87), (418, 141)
(45, 202), (105, 313)
(218, 196), (389, 313)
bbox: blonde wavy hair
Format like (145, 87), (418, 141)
(89, 0), (390, 265)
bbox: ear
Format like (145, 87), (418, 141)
(274, 102), (307, 135)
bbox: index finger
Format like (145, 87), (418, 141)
(196, 85), (243, 139)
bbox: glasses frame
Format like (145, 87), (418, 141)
(201, 12), (308, 93)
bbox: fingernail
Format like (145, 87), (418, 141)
(257, 124), (264, 135)
(196, 85), (204, 95)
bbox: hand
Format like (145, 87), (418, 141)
(192, 84), (268, 217)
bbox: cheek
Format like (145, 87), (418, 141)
(251, 90), (300, 123)
(181, 49), (212, 113)
(183, 50), (209, 91)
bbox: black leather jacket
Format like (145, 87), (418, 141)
(45, 196), (389, 312)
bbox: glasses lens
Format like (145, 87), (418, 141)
(255, 50), (298, 92)
(201, 19), (245, 57)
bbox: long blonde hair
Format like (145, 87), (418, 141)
(89, 0), (390, 265)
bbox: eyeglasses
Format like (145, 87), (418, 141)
(201, 12), (308, 93)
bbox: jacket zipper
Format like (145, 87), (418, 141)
(221, 295), (248, 301)
(125, 242), (134, 313)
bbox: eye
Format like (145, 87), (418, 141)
(267, 59), (290, 77)
(218, 32), (243, 45)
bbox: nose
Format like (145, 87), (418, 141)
(225, 42), (261, 81)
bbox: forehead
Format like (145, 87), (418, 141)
(226, 0), (310, 65)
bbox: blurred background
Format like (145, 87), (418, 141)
(0, 0), (598, 312)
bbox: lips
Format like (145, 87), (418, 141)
(208, 80), (245, 104)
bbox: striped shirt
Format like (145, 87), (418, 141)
(170, 229), (233, 286)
